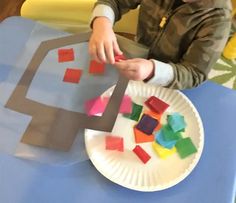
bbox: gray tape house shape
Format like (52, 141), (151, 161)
(5, 32), (129, 151)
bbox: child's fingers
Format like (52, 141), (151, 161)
(115, 61), (137, 71)
(105, 42), (115, 64)
(89, 44), (102, 63)
(113, 40), (123, 55)
(88, 42), (96, 58)
(115, 62), (128, 71)
(119, 69), (137, 80)
(97, 43), (107, 63)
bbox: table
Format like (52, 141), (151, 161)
(0, 17), (235, 203)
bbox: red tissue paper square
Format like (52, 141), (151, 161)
(63, 68), (82, 84)
(89, 60), (105, 74)
(133, 145), (151, 164)
(58, 48), (75, 63)
(105, 135), (124, 152)
(145, 96), (169, 114)
(115, 54), (126, 62)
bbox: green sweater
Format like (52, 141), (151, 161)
(94, 0), (232, 89)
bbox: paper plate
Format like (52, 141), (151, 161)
(85, 81), (204, 191)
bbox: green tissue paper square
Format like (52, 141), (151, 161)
(175, 137), (197, 159)
(162, 124), (182, 142)
(124, 102), (143, 121)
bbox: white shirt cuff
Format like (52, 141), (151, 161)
(90, 4), (115, 27)
(147, 59), (174, 86)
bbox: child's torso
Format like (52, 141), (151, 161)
(136, 0), (227, 62)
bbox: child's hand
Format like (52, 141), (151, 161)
(115, 58), (154, 81)
(89, 17), (123, 64)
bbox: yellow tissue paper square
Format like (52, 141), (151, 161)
(152, 142), (176, 159)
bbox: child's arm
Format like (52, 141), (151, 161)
(89, 16), (122, 64)
(164, 18), (231, 89)
(115, 58), (174, 87)
(115, 14), (231, 89)
(93, 0), (141, 21)
(89, 0), (141, 64)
